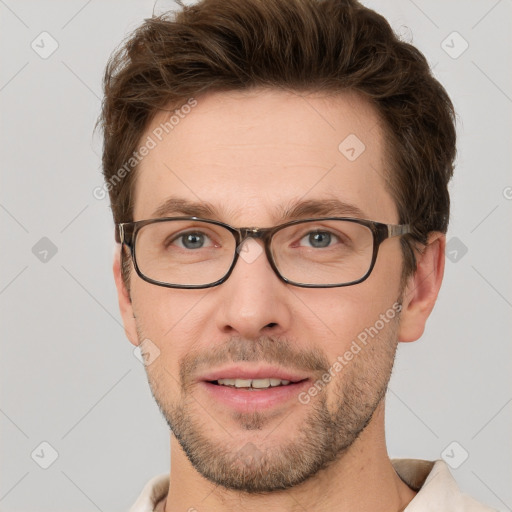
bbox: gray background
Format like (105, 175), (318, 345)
(1, 0), (511, 510)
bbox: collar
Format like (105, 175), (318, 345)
(129, 459), (495, 511)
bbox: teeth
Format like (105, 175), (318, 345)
(251, 378), (270, 389)
(216, 378), (292, 389)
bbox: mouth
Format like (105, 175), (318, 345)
(198, 364), (310, 385)
(207, 377), (307, 390)
(198, 366), (312, 412)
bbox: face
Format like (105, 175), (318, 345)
(118, 89), (412, 492)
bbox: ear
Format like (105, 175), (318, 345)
(398, 232), (445, 343)
(113, 244), (139, 347)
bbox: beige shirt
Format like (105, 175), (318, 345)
(129, 459), (496, 512)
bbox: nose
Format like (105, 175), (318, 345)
(214, 238), (292, 339)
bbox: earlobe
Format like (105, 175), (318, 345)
(112, 245), (140, 347)
(397, 233), (446, 343)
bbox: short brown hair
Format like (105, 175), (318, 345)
(98, 0), (456, 289)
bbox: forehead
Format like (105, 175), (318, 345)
(133, 88), (397, 224)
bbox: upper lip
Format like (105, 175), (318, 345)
(199, 365), (310, 383)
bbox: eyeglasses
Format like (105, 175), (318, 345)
(115, 216), (411, 289)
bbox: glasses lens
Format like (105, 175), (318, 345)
(135, 220), (236, 286)
(271, 220), (374, 286)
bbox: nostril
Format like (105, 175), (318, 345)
(266, 322), (278, 328)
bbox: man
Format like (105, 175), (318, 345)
(98, 0), (494, 510)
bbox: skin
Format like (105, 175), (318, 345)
(113, 89), (445, 511)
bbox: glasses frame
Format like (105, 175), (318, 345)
(116, 216), (411, 289)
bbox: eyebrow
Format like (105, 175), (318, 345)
(151, 197), (218, 219)
(150, 197), (367, 223)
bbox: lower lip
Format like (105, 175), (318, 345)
(200, 380), (311, 412)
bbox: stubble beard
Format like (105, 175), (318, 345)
(140, 302), (401, 494)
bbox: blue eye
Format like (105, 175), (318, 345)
(172, 231), (213, 249)
(300, 231), (339, 248)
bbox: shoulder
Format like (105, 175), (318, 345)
(128, 473), (169, 512)
(391, 459), (497, 511)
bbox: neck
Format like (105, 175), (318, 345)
(162, 403), (416, 512)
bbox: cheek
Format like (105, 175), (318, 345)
(321, 296), (380, 346)
(132, 282), (205, 335)
(296, 282), (400, 356)
(131, 285), (209, 378)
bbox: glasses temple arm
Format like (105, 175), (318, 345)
(387, 224), (411, 237)
(115, 224), (123, 244)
